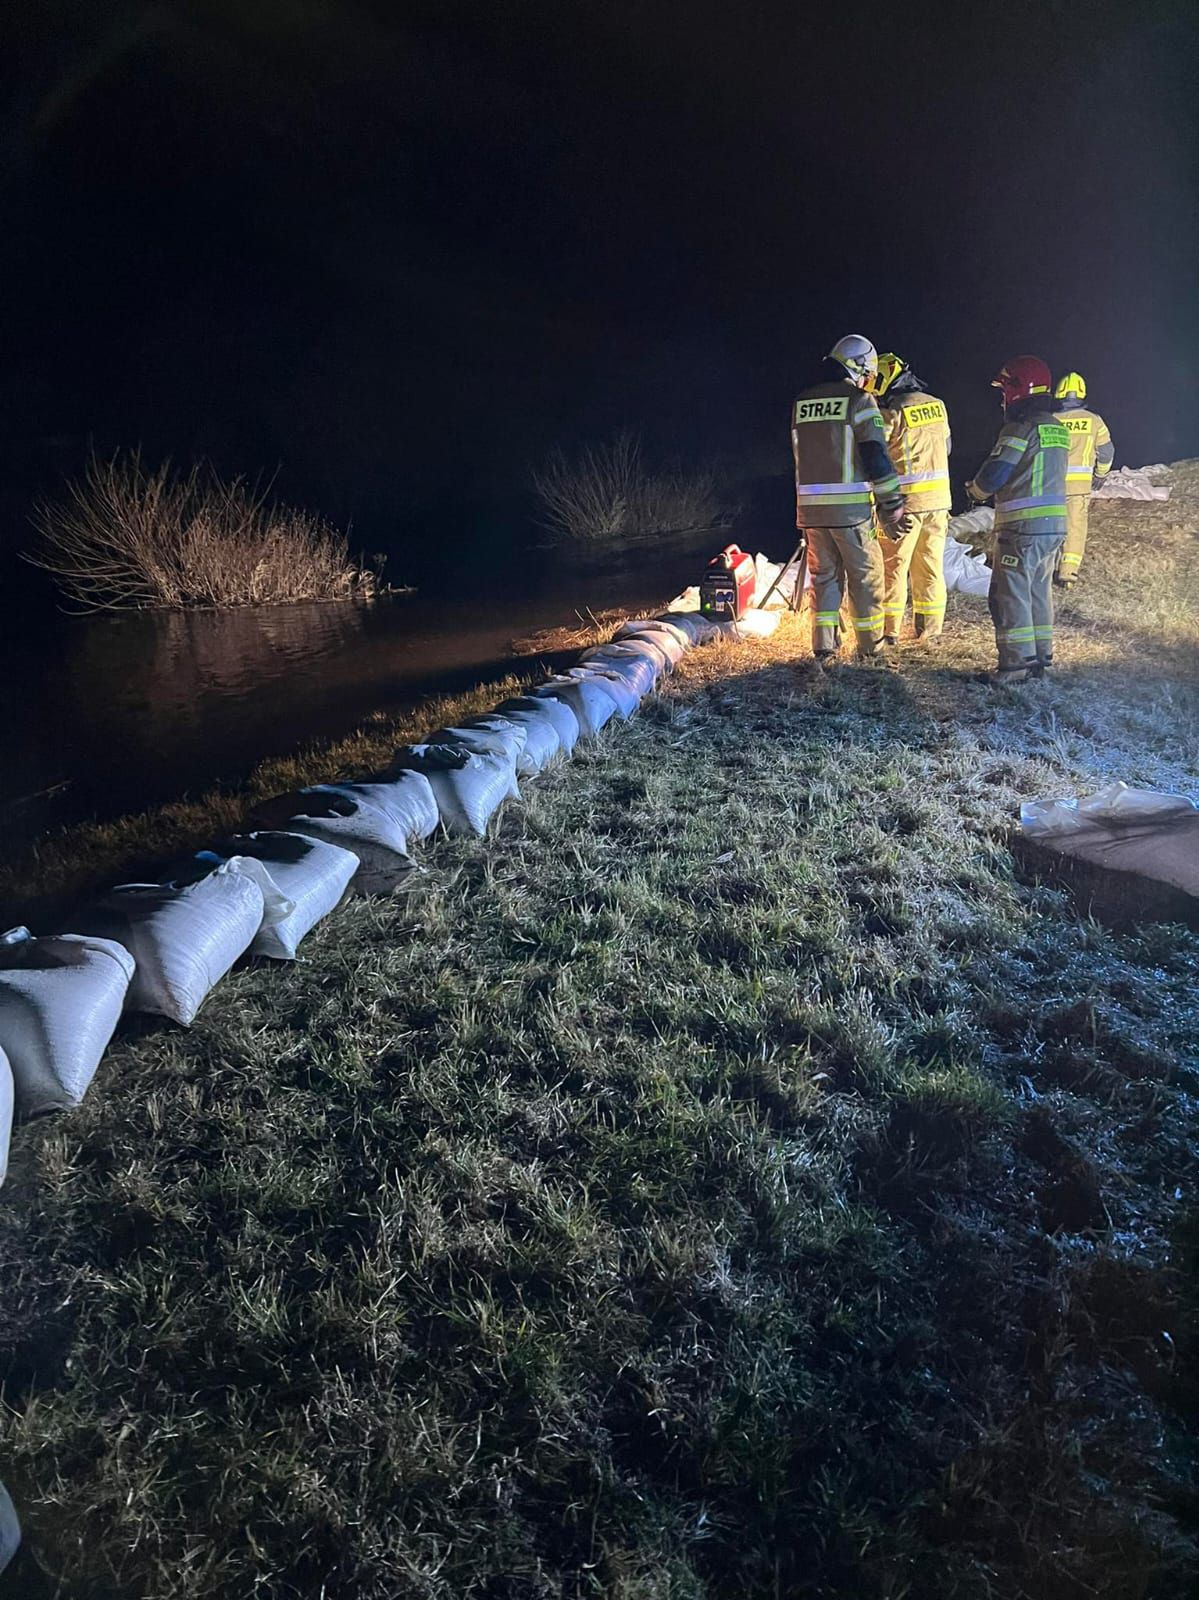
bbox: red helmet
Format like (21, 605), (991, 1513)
(991, 355), (1053, 410)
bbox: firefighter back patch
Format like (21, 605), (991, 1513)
(1062, 415), (1093, 434)
(901, 400), (947, 428)
(1038, 423), (1070, 449)
(794, 396), (849, 424)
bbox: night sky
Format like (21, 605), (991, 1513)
(2, 0), (1197, 562)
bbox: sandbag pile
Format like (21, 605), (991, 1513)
(1, 604), (723, 1187)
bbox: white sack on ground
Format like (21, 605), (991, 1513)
(614, 618), (690, 662)
(75, 869), (263, 1027)
(1021, 781), (1198, 839)
(571, 664), (643, 718)
(943, 538), (992, 597)
(608, 630), (675, 674)
(0, 928), (136, 1110)
(428, 717), (528, 772)
(316, 774), (440, 848)
(578, 643), (660, 697)
(395, 744), (520, 837)
(656, 609), (722, 646)
(0, 1045), (12, 1189)
(948, 506), (995, 543)
(250, 784), (433, 891)
(531, 673), (621, 738)
(1091, 465), (1171, 501)
(494, 694), (580, 763)
(0, 1479), (19, 1578)
(216, 833), (360, 960)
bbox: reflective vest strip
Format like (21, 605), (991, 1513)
(1001, 494), (1064, 512)
(797, 480), (872, 495)
(998, 504), (1067, 522)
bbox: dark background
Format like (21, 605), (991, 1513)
(2, 0), (1197, 578)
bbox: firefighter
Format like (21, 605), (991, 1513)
(1053, 371), (1114, 586)
(967, 356), (1069, 682)
(874, 352), (952, 643)
(792, 334), (907, 665)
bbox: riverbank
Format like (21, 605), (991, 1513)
(1, 469), (1198, 1597)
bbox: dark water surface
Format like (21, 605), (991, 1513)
(1, 534), (723, 851)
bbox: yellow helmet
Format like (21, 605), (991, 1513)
(873, 352), (908, 398)
(1054, 370), (1087, 401)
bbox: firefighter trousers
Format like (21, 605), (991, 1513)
(1057, 496), (1089, 581)
(988, 530), (1064, 674)
(805, 521), (885, 656)
(880, 508), (949, 638)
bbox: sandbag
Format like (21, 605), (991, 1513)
(615, 618), (690, 661)
(428, 716), (528, 773)
(530, 674), (622, 739)
(0, 927), (135, 1113)
(0, 1044), (12, 1190)
(658, 610), (721, 646)
(248, 784), (430, 892)
(0, 1479), (19, 1579)
(74, 866), (264, 1027)
(580, 642), (661, 695)
(569, 663), (643, 719)
(489, 691), (576, 758)
(213, 832), (360, 960)
(395, 744), (520, 837)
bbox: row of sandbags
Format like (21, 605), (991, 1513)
(0, 611), (722, 1189)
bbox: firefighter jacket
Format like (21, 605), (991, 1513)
(880, 377), (952, 513)
(791, 379), (903, 528)
(967, 398), (1069, 537)
(1054, 397), (1115, 497)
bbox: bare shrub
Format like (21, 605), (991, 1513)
(532, 430), (732, 543)
(28, 452), (381, 611)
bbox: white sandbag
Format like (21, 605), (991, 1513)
(489, 694), (576, 761)
(577, 647), (658, 702)
(249, 785), (431, 891)
(0, 1479), (19, 1578)
(492, 696), (575, 772)
(216, 832), (360, 960)
(719, 607), (782, 639)
(530, 674), (622, 739)
(571, 666), (642, 718)
(615, 618), (691, 660)
(74, 867), (264, 1027)
(584, 639), (666, 685)
(657, 609), (722, 646)
(605, 631), (675, 675)
(943, 537), (992, 597)
(315, 773), (440, 846)
(0, 927), (136, 1112)
(0, 1044), (12, 1190)
(428, 716), (528, 772)
(395, 744), (520, 837)
(1092, 465), (1171, 501)
(947, 506), (995, 543)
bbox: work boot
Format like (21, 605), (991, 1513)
(881, 634), (900, 651)
(1053, 575), (1075, 590)
(814, 651), (841, 672)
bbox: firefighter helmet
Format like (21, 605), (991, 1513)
(873, 351), (908, 398)
(827, 334), (879, 388)
(991, 355), (1053, 410)
(1054, 370), (1087, 401)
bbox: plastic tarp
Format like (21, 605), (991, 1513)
(1018, 782), (1199, 926)
(249, 783), (433, 891)
(75, 867), (265, 1026)
(395, 743), (520, 837)
(214, 832), (360, 960)
(1092, 464), (1171, 501)
(0, 1044), (12, 1190)
(0, 927), (135, 1110)
(530, 674), (622, 738)
(494, 694), (581, 762)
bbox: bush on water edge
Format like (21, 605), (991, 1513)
(531, 430), (735, 544)
(27, 452), (382, 612)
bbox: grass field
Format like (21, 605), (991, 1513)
(2, 468), (1198, 1599)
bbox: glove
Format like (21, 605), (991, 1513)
(965, 480), (989, 505)
(880, 507), (911, 539)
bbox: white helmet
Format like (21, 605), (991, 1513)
(827, 334), (879, 388)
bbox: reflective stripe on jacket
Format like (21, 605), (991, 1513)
(881, 388), (952, 512)
(791, 381), (902, 528)
(969, 407), (1070, 536)
(1054, 403), (1115, 496)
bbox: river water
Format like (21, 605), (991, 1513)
(1, 533), (722, 851)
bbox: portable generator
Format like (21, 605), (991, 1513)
(699, 544), (755, 622)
